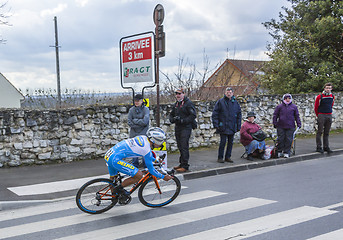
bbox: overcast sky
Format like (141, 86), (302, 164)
(0, 0), (290, 93)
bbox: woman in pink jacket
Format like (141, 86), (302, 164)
(240, 111), (266, 161)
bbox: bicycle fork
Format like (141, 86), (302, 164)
(152, 176), (162, 194)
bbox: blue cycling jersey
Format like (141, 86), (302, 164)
(104, 135), (164, 179)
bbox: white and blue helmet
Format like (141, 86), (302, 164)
(147, 127), (166, 146)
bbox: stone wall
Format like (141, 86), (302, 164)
(0, 93), (342, 167)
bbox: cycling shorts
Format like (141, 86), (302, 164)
(106, 154), (139, 177)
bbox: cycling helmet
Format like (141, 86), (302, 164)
(147, 127), (166, 146)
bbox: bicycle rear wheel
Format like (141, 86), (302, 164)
(138, 176), (181, 208)
(76, 178), (117, 214)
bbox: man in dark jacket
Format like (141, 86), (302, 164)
(212, 87), (242, 163)
(169, 88), (197, 173)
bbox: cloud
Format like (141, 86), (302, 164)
(0, 0), (290, 92)
(75, 0), (89, 8)
(40, 4), (68, 18)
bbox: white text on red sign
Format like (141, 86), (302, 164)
(122, 37), (152, 63)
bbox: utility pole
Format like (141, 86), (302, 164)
(52, 16), (61, 108)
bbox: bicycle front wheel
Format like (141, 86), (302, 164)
(76, 178), (117, 214)
(138, 176), (181, 208)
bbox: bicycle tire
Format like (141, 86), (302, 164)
(76, 178), (117, 214)
(138, 176), (181, 208)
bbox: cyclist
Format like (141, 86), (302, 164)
(104, 127), (172, 196)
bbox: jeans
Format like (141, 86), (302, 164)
(277, 128), (295, 154)
(218, 134), (234, 159)
(245, 140), (266, 155)
(316, 114), (332, 149)
(175, 127), (192, 169)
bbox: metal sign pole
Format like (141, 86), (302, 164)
(155, 27), (160, 127)
(153, 4), (165, 127)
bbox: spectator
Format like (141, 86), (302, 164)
(273, 93), (301, 158)
(314, 83), (335, 154)
(212, 87), (242, 163)
(127, 93), (150, 168)
(240, 111), (266, 161)
(169, 88), (197, 173)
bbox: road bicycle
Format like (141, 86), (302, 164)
(75, 157), (181, 214)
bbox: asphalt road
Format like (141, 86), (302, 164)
(1, 155), (342, 239)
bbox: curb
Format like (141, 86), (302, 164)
(178, 149), (343, 181)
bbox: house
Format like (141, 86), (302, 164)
(199, 59), (266, 100)
(0, 73), (24, 108)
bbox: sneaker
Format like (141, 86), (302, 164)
(316, 147), (324, 154)
(225, 158), (234, 163)
(176, 167), (188, 173)
(324, 148), (333, 154)
(284, 153), (289, 158)
(277, 152), (284, 158)
(247, 154), (254, 161)
(217, 158), (224, 163)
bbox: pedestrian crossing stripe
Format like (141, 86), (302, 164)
(0, 190), (227, 239)
(0, 191), (341, 240)
(173, 206), (337, 240)
(54, 197), (276, 240)
(7, 174), (109, 196)
(307, 228), (343, 240)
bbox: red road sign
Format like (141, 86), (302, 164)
(120, 32), (155, 88)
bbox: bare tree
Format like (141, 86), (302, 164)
(0, 2), (11, 44)
(160, 49), (218, 102)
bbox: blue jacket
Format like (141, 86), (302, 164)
(212, 96), (242, 135)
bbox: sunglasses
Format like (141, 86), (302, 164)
(175, 92), (182, 95)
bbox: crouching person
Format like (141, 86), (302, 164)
(240, 111), (266, 161)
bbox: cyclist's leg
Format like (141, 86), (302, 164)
(122, 171), (143, 187)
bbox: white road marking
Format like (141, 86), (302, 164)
(54, 197), (276, 240)
(7, 174), (109, 196)
(0, 190), (227, 239)
(174, 206), (337, 240)
(322, 201), (343, 210)
(307, 228), (343, 240)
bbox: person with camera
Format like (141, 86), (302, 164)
(169, 88), (197, 173)
(240, 111), (266, 161)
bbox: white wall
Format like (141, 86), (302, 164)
(0, 73), (24, 108)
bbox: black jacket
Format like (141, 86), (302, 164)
(169, 97), (196, 130)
